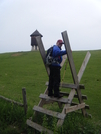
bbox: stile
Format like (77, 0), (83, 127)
(26, 31), (91, 132)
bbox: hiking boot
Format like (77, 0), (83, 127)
(54, 94), (63, 98)
(48, 93), (54, 97)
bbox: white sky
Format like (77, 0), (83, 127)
(0, 0), (101, 53)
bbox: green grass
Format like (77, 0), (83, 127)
(0, 50), (101, 133)
(0, 99), (26, 134)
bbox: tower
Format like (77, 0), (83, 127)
(30, 30), (43, 51)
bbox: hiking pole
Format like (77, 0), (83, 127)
(60, 49), (72, 89)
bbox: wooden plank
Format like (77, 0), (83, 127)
(35, 37), (49, 111)
(60, 54), (67, 67)
(78, 51), (91, 82)
(65, 103), (85, 113)
(26, 119), (53, 134)
(46, 81), (77, 89)
(60, 92), (87, 100)
(35, 36), (50, 76)
(71, 102), (89, 109)
(57, 89), (76, 126)
(60, 83), (85, 89)
(41, 100), (54, 105)
(33, 106), (66, 119)
(78, 52), (91, 82)
(46, 81), (85, 89)
(62, 31), (78, 84)
(66, 89), (76, 104)
(0, 95), (23, 107)
(39, 94), (69, 103)
(62, 31), (87, 116)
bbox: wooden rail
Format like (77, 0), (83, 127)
(0, 88), (27, 114)
(0, 95), (23, 106)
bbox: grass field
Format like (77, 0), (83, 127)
(0, 50), (101, 133)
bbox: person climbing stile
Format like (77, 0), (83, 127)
(48, 39), (67, 98)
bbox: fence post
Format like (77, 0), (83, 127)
(22, 88), (27, 114)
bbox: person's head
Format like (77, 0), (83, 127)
(56, 39), (64, 48)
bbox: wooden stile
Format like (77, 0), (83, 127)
(26, 31), (91, 133)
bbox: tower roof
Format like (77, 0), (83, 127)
(30, 30), (43, 37)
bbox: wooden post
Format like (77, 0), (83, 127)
(35, 36), (50, 76)
(22, 88), (27, 114)
(62, 31), (87, 116)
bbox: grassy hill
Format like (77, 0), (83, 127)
(0, 50), (101, 133)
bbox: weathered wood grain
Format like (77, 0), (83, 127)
(26, 119), (53, 134)
(39, 94), (69, 103)
(65, 103), (85, 113)
(33, 106), (66, 119)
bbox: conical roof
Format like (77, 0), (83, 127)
(30, 30), (43, 37)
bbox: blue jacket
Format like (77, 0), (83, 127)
(52, 45), (67, 67)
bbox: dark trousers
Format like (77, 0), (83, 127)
(48, 66), (61, 96)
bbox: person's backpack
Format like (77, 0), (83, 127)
(46, 46), (53, 65)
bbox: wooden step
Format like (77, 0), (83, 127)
(60, 92), (87, 100)
(39, 94), (69, 103)
(60, 83), (85, 89)
(46, 82), (85, 89)
(71, 102), (89, 109)
(26, 119), (53, 134)
(65, 103), (85, 114)
(33, 106), (66, 119)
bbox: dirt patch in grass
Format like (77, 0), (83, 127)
(11, 53), (23, 57)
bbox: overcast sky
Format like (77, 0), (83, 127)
(0, 0), (101, 53)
